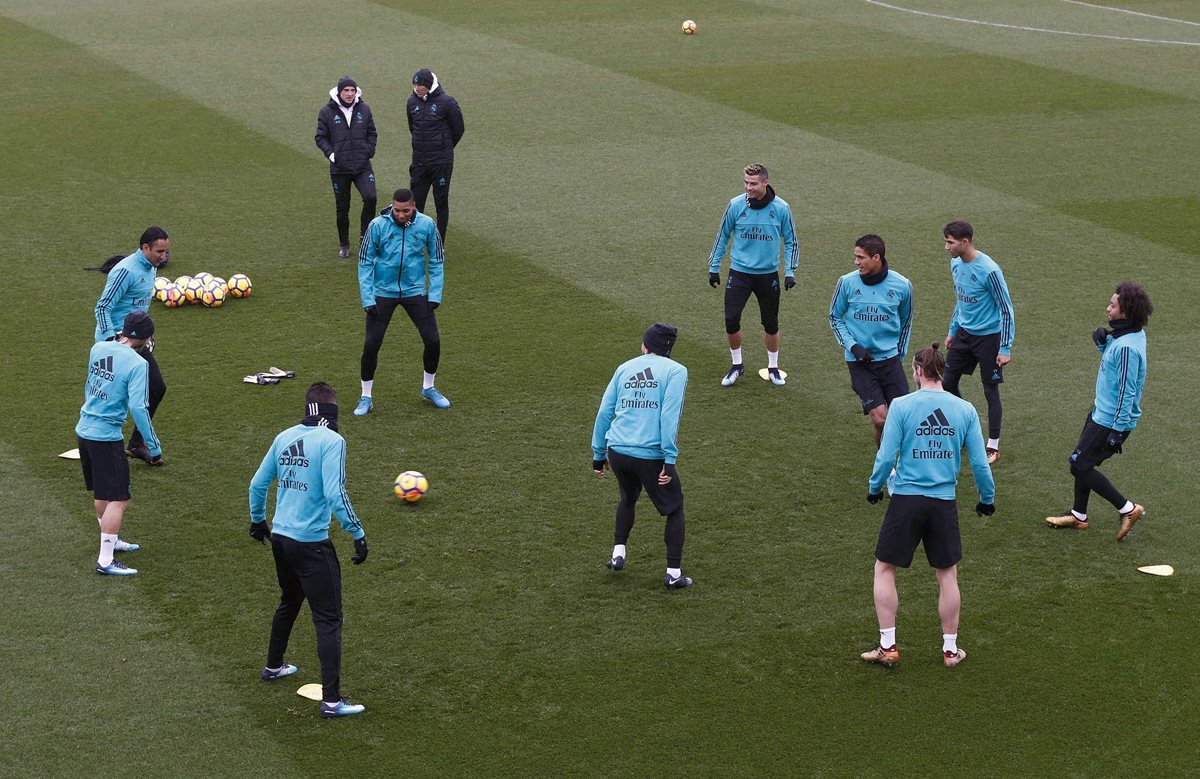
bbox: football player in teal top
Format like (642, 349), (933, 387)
(707, 163), (799, 387)
(942, 221), (1016, 465)
(829, 234), (913, 447)
(861, 343), (994, 669)
(592, 324), (692, 589)
(1046, 283), (1151, 541)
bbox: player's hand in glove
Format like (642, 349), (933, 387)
(784, 276), (796, 291)
(709, 272), (720, 288)
(1106, 433), (1123, 454)
(867, 491), (883, 504)
(975, 502), (995, 517)
(592, 459), (607, 477)
(658, 463), (678, 485)
(352, 536), (369, 565)
(249, 521), (271, 545)
(1092, 327), (1110, 347)
(364, 305), (378, 316)
(850, 344), (873, 364)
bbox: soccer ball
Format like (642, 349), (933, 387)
(210, 276), (227, 292)
(153, 276), (171, 301)
(184, 276), (206, 304)
(162, 283), (184, 308)
(227, 273), (252, 298)
(194, 271), (214, 286)
(174, 275), (193, 291)
(682, 19), (696, 34)
(394, 471), (428, 503)
(201, 282), (227, 307)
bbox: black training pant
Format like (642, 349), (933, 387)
(331, 170), (378, 246)
(1069, 414), (1130, 514)
(608, 449), (686, 568)
(128, 348), (165, 450)
(267, 534), (344, 703)
(410, 161), (452, 239)
(361, 295), (441, 380)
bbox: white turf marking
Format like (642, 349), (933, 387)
(864, 0), (1200, 47)
(1058, 0), (1200, 28)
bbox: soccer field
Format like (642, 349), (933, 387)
(2, 0), (1198, 775)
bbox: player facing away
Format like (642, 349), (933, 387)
(76, 312), (163, 576)
(249, 382), (369, 718)
(862, 344), (995, 669)
(942, 221), (1015, 464)
(1046, 283), (1152, 540)
(356, 188), (448, 415)
(591, 324), (692, 589)
(707, 163), (799, 387)
(829, 234), (914, 447)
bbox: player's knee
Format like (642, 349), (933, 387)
(725, 318), (741, 335)
(762, 320), (779, 336)
(1068, 458), (1090, 477)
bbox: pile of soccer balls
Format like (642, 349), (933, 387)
(154, 272), (252, 308)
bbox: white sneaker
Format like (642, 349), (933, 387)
(114, 537), (140, 552)
(720, 364), (744, 387)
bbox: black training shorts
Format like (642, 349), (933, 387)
(607, 449), (684, 517)
(848, 356), (910, 414)
(1069, 413), (1130, 471)
(946, 328), (1004, 384)
(724, 269), (780, 335)
(78, 436), (131, 501)
(875, 493), (962, 569)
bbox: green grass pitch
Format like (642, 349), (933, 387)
(2, 0), (1198, 775)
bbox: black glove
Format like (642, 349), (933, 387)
(430, 301), (440, 310)
(364, 305), (378, 316)
(249, 521), (271, 544)
(867, 492), (883, 504)
(850, 344), (873, 364)
(709, 272), (720, 288)
(975, 502), (995, 517)
(149, 453), (165, 466)
(352, 536), (369, 565)
(592, 459), (607, 473)
(784, 276), (796, 291)
(1106, 433), (1123, 454)
(1092, 327), (1110, 347)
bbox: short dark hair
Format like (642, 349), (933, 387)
(1115, 282), (1153, 329)
(139, 226), (169, 248)
(855, 234), (886, 260)
(943, 221), (973, 240)
(744, 162), (768, 179)
(913, 343), (946, 382)
(392, 188), (414, 203)
(306, 382), (337, 405)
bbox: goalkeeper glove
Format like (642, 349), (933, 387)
(867, 492), (883, 504)
(1106, 433), (1123, 454)
(1092, 327), (1110, 347)
(784, 276), (796, 291)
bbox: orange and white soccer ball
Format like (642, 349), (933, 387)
(394, 471), (428, 503)
(153, 276), (171, 301)
(227, 273), (252, 298)
(201, 282), (227, 307)
(682, 19), (697, 34)
(162, 283), (184, 308)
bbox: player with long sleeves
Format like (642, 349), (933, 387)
(829, 234), (914, 446)
(1046, 283), (1151, 540)
(591, 324), (692, 589)
(861, 344), (994, 669)
(707, 163), (799, 387)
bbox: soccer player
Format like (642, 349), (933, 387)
(861, 344), (995, 669)
(93, 226), (170, 465)
(942, 221), (1015, 464)
(355, 188), (448, 414)
(591, 324), (692, 589)
(77, 311), (163, 576)
(707, 163), (799, 387)
(1045, 283), (1152, 540)
(249, 382), (369, 719)
(829, 234), (914, 446)
(315, 76), (378, 258)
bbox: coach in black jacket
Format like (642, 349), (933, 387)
(408, 69), (464, 240)
(316, 76), (378, 258)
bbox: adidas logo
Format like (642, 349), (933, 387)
(624, 367), (658, 389)
(853, 289), (863, 296)
(916, 408), (956, 436)
(90, 355), (115, 381)
(278, 438), (310, 467)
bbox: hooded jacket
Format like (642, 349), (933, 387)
(315, 87), (378, 175)
(406, 73), (464, 166)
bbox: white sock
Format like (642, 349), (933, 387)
(99, 533), (117, 566)
(767, 350), (779, 369)
(666, 567), (681, 578)
(361, 379), (373, 398)
(987, 438), (1000, 450)
(1119, 501), (1134, 515)
(1071, 510), (1088, 521)
(612, 544), (626, 560)
(943, 633), (958, 654)
(880, 627), (896, 649)
(730, 348), (742, 365)
(423, 371), (436, 390)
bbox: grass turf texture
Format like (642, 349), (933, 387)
(2, 0), (1199, 775)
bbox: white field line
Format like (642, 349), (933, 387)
(1058, 0), (1200, 28)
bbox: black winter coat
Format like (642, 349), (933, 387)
(315, 91), (378, 175)
(407, 86), (464, 166)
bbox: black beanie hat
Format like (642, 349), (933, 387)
(337, 76), (357, 92)
(122, 311), (155, 341)
(412, 68), (434, 88)
(643, 323), (678, 357)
